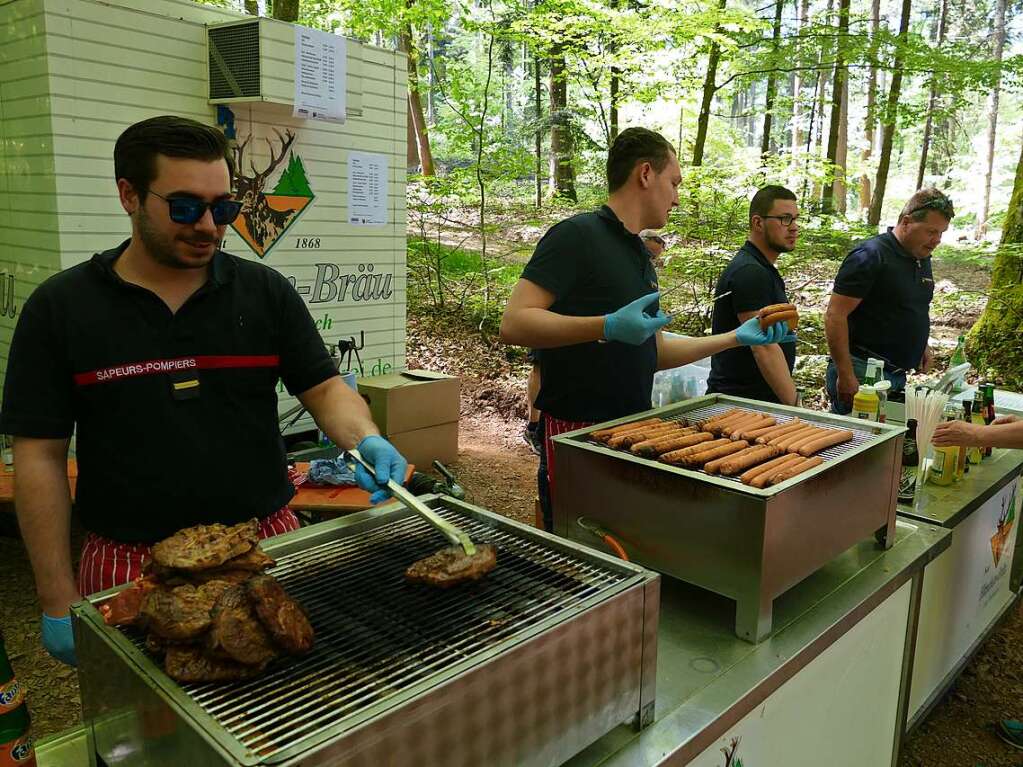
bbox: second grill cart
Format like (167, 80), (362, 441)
(553, 394), (905, 642)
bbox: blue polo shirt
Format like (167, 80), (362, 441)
(833, 229), (934, 372)
(707, 241), (795, 403)
(521, 206), (660, 422)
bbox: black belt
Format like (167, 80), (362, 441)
(850, 345), (907, 376)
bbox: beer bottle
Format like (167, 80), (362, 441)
(898, 418), (920, 503)
(966, 397), (984, 464)
(953, 403), (968, 481)
(983, 383), (997, 457)
(0, 631), (35, 766)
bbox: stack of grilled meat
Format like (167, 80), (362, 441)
(100, 519), (314, 683)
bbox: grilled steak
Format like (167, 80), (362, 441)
(146, 547), (274, 586)
(245, 575), (314, 655)
(405, 544), (497, 588)
(207, 585), (279, 666)
(151, 519), (260, 572)
(141, 584), (217, 640)
(99, 576), (160, 626)
(164, 646), (266, 683)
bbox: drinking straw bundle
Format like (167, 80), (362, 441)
(906, 385), (949, 485)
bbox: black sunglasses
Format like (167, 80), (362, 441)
(147, 190), (242, 226)
(906, 195), (954, 219)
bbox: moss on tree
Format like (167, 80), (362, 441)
(967, 141), (1023, 390)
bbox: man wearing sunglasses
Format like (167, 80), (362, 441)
(0, 115), (407, 667)
(825, 188), (953, 413)
(707, 185), (801, 405)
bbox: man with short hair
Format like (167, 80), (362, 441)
(707, 185), (800, 405)
(500, 127), (791, 530)
(825, 188), (953, 412)
(1, 116), (407, 665)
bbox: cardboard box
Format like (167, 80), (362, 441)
(387, 422), (459, 469)
(357, 370), (460, 434)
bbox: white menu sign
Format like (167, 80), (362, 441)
(348, 151), (389, 225)
(293, 26), (346, 122)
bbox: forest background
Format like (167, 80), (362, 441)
(218, 0), (1023, 394)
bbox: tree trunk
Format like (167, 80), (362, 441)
(407, 101), (419, 169)
(402, 25), (436, 176)
(859, 0), (880, 214)
(760, 0), (785, 160)
(693, 0), (727, 167)
(822, 0), (850, 214)
(834, 75), (848, 213)
(534, 55), (543, 208)
(549, 48), (576, 200)
(916, 0), (948, 190)
(791, 0), (810, 179)
(977, 0), (1008, 238)
(967, 136), (1023, 388)
(271, 0), (298, 21)
(245, 0), (259, 15)
(610, 74), (620, 141)
(867, 0), (912, 227)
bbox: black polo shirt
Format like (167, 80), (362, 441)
(833, 229), (934, 372)
(0, 241), (337, 542)
(707, 241), (796, 403)
(521, 206), (659, 423)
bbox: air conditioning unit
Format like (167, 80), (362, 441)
(206, 18), (363, 114)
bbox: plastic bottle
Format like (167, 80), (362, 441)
(898, 418), (920, 503)
(949, 336), (968, 393)
(929, 407), (959, 487)
(0, 631), (35, 767)
(851, 384), (880, 421)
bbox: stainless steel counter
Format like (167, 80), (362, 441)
(562, 518), (950, 766)
(898, 447), (1023, 529)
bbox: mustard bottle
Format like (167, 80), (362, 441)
(851, 384), (880, 421)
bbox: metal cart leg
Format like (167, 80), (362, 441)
(735, 591), (773, 643)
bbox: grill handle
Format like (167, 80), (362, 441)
(344, 449), (477, 556)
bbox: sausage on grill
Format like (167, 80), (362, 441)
(752, 420), (805, 443)
(683, 440), (750, 469)
(797, 429), (854, 456)
(718, 445), (783, 476)
(768, 456), (824, 485)
(660, 438), (731, 465)
(632, 430), (712, 457)
(740, 453), (804, 485)
(590, 418), (663, 442)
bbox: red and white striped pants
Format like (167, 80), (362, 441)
(77, 507), (300, 596)
(542, 414), (595, 505)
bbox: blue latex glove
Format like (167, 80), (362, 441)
(355, 435), (409, 505)
(41, 613), (76, 666)
(603, 292), (671, 345)
(736, 317), (797, 346)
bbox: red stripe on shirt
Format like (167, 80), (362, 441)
(73, 355), (280, 386)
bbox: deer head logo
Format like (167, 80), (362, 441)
(229, 128), (314, 259)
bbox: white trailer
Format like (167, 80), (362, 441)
(0, 0), (408, 434)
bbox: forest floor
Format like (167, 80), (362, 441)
(1, 228), (1020, 765)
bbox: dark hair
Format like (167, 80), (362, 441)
(899, 187), (955, 222)
(114, 116), (234, 200)
(606, 128), (676, 192)
(749, 185), (797, 222)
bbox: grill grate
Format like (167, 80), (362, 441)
(600, 402), (879, 482)
(112, 506), (631, 759)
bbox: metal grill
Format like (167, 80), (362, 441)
(594, 401), (880, 488)
(674, 402), (877, 462)
(111, 505), (631, 759)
